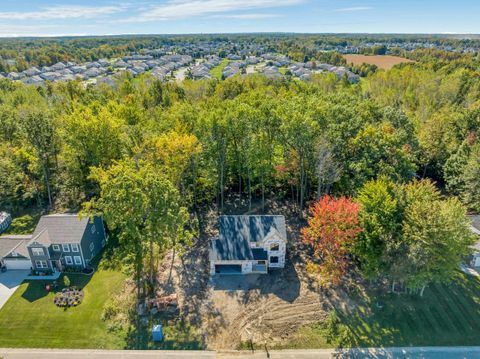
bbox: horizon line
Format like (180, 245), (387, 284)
(0, 31), (479, 39)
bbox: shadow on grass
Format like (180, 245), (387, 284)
(21, 273), (93, 303)
(329, 273), (480, 348)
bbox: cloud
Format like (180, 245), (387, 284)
(211, 13), (282, 19)
(0, 5), (126, 21)
(333, 7), (372, 13)
(124, 0), (303, 22)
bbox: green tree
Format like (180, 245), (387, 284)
(18, 106), (59, 208)
(86, 159), (192, 298)
(354, 177), (400, 279)
(400, 181), (475, 295)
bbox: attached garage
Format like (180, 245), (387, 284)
(214, 264), (242, 274)
(0, 235), (33, 271)
(3, 258), (32, 270)
(3, 258), (31, 270)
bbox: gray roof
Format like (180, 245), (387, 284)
(209, 215), (286, 261)
(30, 214), (89, 246)
(0, 235), (31, 258)
(470, 215), (480, 233)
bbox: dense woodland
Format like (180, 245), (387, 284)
(1, 42), (479, 295)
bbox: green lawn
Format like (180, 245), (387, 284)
(210, 58), (229, 80)
(277, 273), (480, 348)
(0, 270), (127, 349)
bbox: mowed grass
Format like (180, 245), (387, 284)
(343, 54), (413, 70)
(210, 58), (229, 79)
(280, 273), (480, 348)
(0, 270), (127, 349)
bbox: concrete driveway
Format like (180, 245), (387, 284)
(0, 270), (29, 309)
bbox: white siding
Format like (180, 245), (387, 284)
(4, 259), (31, 270)
(263, 235), (286, 269)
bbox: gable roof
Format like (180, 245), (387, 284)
(30, 214), (89, 245)
(0, 235), (31, 258)
(209, 215), (286, 261)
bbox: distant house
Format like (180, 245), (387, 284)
(209, 215), (287, 275)
(0, 214), (107, 272)
(0, 212), (12, 234)
(469, 215), (480, 267)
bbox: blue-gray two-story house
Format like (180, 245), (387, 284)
(27, 214), (107, 272)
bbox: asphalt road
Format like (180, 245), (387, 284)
(1, 347), (480, 359)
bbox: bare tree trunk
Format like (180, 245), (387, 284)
(42, 160), (53, 208)
(149, 237), (154, 292)
(167, 246), (176, 286)
(248, 169), (252, 211)
(261, 174), (265, 212)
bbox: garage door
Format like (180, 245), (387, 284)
(215, 264), (242, 274)
(4, 259), (32, 270)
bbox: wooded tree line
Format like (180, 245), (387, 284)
(0, 54), (479, 293)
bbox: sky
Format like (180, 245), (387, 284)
(0, 0), (479, 37)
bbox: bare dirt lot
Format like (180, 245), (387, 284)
(156, 197), (347, 350)
(343, 54), (413, 70)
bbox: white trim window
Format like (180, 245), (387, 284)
(32, 247), (44, 256)
(65, 256), (73, 265)
(71, 244), (79, 252)
(89, 242), (94, 252)
(52, 244), (60, 251)
(74, 256), (82, 265)
(91, 225), (96, 234)
(35, 260), (48, 269)
(270, 243), (280, 251)
(62, 244), (70, 252)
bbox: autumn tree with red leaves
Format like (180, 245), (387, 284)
(301, 195), (362, 287)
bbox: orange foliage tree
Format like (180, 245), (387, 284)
(301, 195), (362, 286)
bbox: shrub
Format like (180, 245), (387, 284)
(63, 275), (71, 287)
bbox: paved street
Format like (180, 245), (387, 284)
(0, 270), (28, 309)
(0, 349), (215, 359)
(1, 347), (480, 359)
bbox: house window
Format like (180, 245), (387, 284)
(35, 260), (48, 269)
(90, 243), (94, 252)
(270, 243), (280, 251)
(91, 225), (96, 234)
(65, 256), (73, 265)
(74, 256), (82, 265)
(270, 256), (279, 264)
(52, 245), (60, 251)
(32, 247), (44, 256)
(62, 244), (70, 252)
(71, 244), (79, 252)
(102, 239), (106, 247)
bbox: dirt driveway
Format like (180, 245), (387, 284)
(203, 261), (328, 349)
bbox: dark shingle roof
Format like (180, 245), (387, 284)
(209, 215), (286, 261)
(30, 214), (89, 245)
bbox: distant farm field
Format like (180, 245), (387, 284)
(343, 54), (413, 69)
